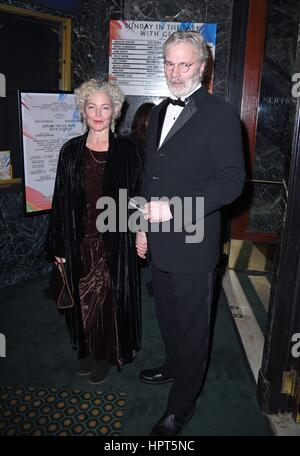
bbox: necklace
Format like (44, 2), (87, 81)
(87, 147), (107, 165)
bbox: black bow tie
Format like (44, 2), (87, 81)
(167, 97), (186, 107)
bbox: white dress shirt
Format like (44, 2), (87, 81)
(159, 82), (202, 148)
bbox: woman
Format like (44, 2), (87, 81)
(129, 102), (155, 166)
(46, 79), (141, 384)
(128, 102), (155, 296)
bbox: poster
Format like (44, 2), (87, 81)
(20, 92), (82, 213)
(109, 20), (217, 97)
(0, 151), (11, 180)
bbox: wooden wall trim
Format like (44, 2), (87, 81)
(236, 231), (277, 244)
(240, 0), (268, 168)
(230, 0), (269, 240)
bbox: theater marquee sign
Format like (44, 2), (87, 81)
(109, 20), (217, 97)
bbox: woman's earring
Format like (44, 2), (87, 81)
(111, 118), (115, 133)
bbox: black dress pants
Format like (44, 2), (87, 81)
(151, 261), (215, 418)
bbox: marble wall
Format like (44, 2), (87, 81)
(248, 0), (299, 233)
(0, 187), (50, 287)
(72, 0), (122, 87)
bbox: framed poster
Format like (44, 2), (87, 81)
(19, 92), (83, 214)
(109, 20), (217, 97)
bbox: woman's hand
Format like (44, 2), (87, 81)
(136, 231), (147, 259)
(55, 256), (66, 265)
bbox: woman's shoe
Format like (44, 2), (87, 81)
(77, 353), (94, 376)
(88, 359), (111, 384)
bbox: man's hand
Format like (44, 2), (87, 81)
(143, 201), (173, 223)
(136, 231), (147, 259)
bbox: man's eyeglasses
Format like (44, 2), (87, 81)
(164, 59), (201, 73)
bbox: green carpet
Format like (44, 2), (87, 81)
(0, 268), (272, 436)
(0, 386), (125, 436)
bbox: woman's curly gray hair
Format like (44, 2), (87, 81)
(74, 79), (125, 131)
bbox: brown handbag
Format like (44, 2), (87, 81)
(56, 263), (74, 310)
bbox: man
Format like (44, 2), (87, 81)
(136, 30), (245, 436)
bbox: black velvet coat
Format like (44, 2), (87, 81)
(46, 130), (142, 367)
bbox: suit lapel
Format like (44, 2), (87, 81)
(156, 99), (169, 149)
(151, 87), (208, 152)
(159, 97), (198, 149)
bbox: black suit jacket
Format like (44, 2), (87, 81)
(141, 86), (245, 273)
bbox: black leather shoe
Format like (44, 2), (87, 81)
(150, 409), (194, 436)
(88, 359), (111, 385)
(77, 353), (94, 376)
(139, 367), (174, 385)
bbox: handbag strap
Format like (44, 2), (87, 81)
(57, 262), (73, 301)
(58, 263), (67, 285)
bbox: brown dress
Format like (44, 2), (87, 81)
(78, 147), (120, 365)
